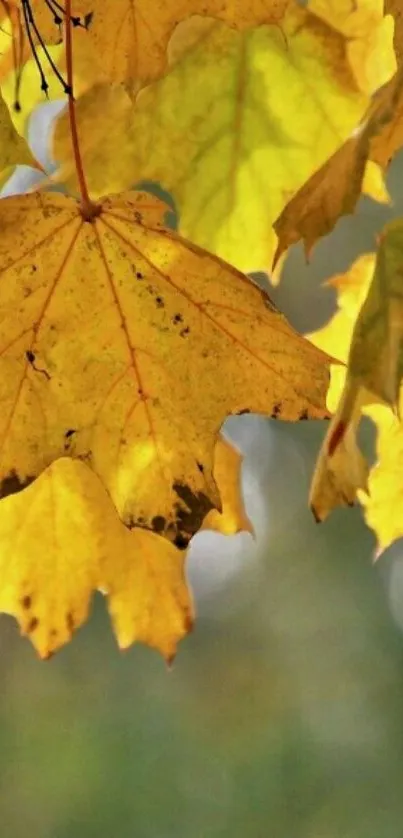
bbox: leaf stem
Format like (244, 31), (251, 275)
(64, 0), (97, 219)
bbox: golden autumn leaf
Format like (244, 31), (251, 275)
(0, 456), (193, 660)
(201, 435), (253, 536)
(0, 428), (255, 659)
(274, 64), (403, 262)
(0, 86), (38, 172)
(308, 222), (403, 522)
(308, 0), (395, 94)
(52, 5), (369, 273)
(360, 405), (403, 554)
(2, 0), (289, 99)
(0, 189), (330, 550)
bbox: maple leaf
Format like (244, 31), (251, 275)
(308, 224), (403, 523)
(273, 0), (403, 263)
(308, 0), (396, 94)
(0, 0), (289, 102)
(0, 430), (253, 659)
(0, 190), (330, 550)
(273, 65), (403, 263)
(51, 5), (369, 274)
(0, 86), (38, 172)
(0, 456), (193, 660)
(201, 435), (253, 536)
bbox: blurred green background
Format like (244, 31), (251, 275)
(2, 112), (403, 838)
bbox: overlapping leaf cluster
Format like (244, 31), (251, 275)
(0, 0), (401, 659)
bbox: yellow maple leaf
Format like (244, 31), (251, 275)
(201, 435), (253, 536)
(0, 189), (330, 550)
(0, 428), (254, 659)
(308, 0), (395, 95)
(0, 456), (192, 660)
(52, 5), (369, 273)
(2, 0), (290, 98)
(359, 404), (403, 554)
(274, 64), (403, 262)
(0, 85), (39, 173)
(308, 223), (403, 523)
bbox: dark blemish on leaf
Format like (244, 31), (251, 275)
(173, 482), (214, 544)
(155, 296), (164, 308)
(172, 313), (183, 325)
(66, 612), (75, 632)
(26, 349), (35, 364)
(180, 326), (190, 338)
(64, 428), (76, 451)
(31, 264), (37, 273)
(299, 409), (309, 420)
(174, 533), (189, 550)
(151, 515), (166, 533)
(21, 595), (32, 610)
(13, 100), (21, 112)
(236, 408), (250, 415)
(136, 271), (144, 280)
(84, 11), (94, 28)
(271, 403), (281, 419)
(196, 462), (204, 473)
(27, 616), (39, 633)
(134, 211), (142, 224)
(50, 628), (58, 638)
(0, 471), (34, 499)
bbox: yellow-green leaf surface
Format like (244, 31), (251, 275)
(52, 4), (369, 273)
(0, 456), (192, 660)
(0, 189), (330, 549)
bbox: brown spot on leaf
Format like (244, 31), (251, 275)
(271, 403), (281, 419)
(299, 409), (309, 420)
(151, 515), (166, 533)
(0, 471), (34, 499)
(173, 481), (214, 545)
(66, 612), (75, 632)
(180, 326), (190, 338)
(236, 408), (250, 415)
(173, 313), (184, 324)
(21, 594), (32, 610)
(27, 616), (39, 633)
(155, 296), (164, 308)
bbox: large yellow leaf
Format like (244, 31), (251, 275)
(52, 6), (368, 273)
(0, 190), (330, 549)
(0, 456), (192, 660)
